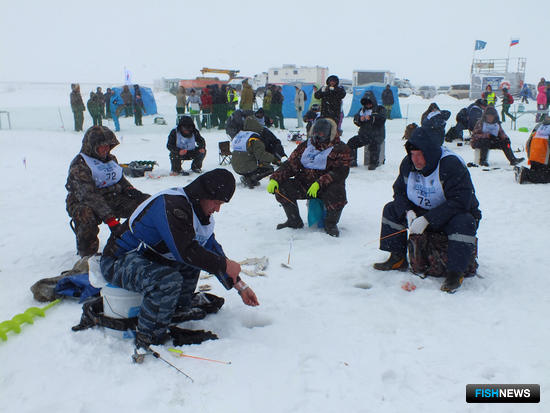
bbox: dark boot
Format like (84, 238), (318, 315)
(440, 271), (464, 293)
(373, 252), (408, 271)
(135, 330), (170, 350)
(276, 203), (304, 230)
(240, 175), (257, 189)
(479, 147), (489, 167)
(503, 144), (524, 165)
(514, 166), (528, 184)
(324, 208), (343, 237)
(248, 167), (274, 186)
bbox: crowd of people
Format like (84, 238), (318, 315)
(63, 73), (550, 353)
(70, 84), (147, 132)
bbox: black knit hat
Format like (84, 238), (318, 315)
(185, 169), (236, 202)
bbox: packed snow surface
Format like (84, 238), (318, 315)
(0, 84), (548, 412)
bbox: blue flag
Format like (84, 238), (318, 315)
(475, 40), (487, 50)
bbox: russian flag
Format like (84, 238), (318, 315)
(510, 39), (519, 47)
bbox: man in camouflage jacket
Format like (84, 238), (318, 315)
(267, 118), (351, 237)
(65, 126), (149, 257)
(70, 83), (85, 131)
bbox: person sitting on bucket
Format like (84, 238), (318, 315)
(470, 106), (524, 167)
(373, 127), (482, 293)
(100, 169), (259, 349)
(267, 118), (351, 237)
(65, 126), (150, 257)
(515, 117), (550, 184)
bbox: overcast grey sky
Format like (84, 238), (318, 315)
(1, 0), (547, 86)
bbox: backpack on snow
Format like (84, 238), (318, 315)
(408, 233), (478, 278)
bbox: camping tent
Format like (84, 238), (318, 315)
(281, 84), (315, 118)
(111, 86), (157, 116)
(347, 85), (401, 119)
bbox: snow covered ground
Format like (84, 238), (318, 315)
(1, 84), (548, 412)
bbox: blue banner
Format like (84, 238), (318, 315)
(475, 40), (487, 50)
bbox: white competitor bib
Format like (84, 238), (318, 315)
(232, 131), (257, 152)
(176, 132), (197, 150)
(80, 152), (123, 188)
(360, 109), (372, 117)
(482, 122), (500, 136)
(535, 124), (550, 139)
(189, 102), (200, 112)
(426, 110), (440, 120)
(129, 188), (215, 261)
(406, 147), (462, 210)
(301, 140), (334, 170)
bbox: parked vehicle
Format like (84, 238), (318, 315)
(437, 86), (450, 94)
(417, 86), (437, 99)
(393, 78), (414, 97)
(447, 84), (470, 99)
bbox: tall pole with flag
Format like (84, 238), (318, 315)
(472, 40), (487, 73)
(507, 38), (519, 73)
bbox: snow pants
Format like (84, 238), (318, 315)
(295, 107), (304, 128)
(384, 105), (392, 120)
(347, 134), (383, 167)
(271, 104), (285, 129)
(379, 200), (478, 274)
(68, 195), (146, 257)
(73, 110), (84, 131)
(110, 107), (120, 131)
(275, 177), (347, 211)
(501, 104), (516, 122)
(169, 149), (206, 172)
(100, 251), (199, 340)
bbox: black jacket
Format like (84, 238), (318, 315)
(393, 129), (481, 227)
(271, 90), (284, 105)
(467, 103), (485, 131)
(420, 110), (451, 146)
(314, 83), (346, 122)
(167, 127), (206, 153)
(353, 95), (386, 143)
(381, 88), (394, 105)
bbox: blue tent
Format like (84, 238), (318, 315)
(111, 86), (158, 115)
(281, 84), (315, 118)
(347, 85), (401, 119)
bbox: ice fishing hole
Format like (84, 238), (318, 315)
(241, 314), (273, 329)
(354, 282), (373, 290)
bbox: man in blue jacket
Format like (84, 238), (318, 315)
(467, 99), (488, 132)
(373, 128), (482, 293)
(100, 169), (259, 348)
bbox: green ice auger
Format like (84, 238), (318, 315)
(0, 299), (61, 342)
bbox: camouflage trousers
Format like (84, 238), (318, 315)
(275, 177), (347, 211)
(67, 195), (145, 257)
(100, 251), (199, 340)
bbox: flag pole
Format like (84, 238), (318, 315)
(506, 38), (512, 74)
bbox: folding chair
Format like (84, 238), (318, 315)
(219, 141), (232, 165)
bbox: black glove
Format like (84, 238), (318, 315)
(170, 327), (218, 346)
